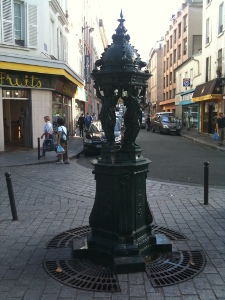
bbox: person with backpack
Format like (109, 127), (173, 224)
(85, 112), (93, 130)
(56, 118), (70, 164)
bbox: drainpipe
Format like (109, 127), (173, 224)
(191, 57), (201, 79)
(191, 57), (201, 133)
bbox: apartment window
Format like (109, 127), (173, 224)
(206, 18), (210, 44)
(166, 75), (168, 87)
(218, 2), (224, 34)
(174, 29), (177, 43)
(163, 44), (166, 55)
(178, 23), (181, 38)
(206, 56), (211, 82)
(170, 35), (172, 48)
(163, 61), (166, 72)
(178, 44), (181, 59)
(183, 38), (187, 55)
(183, 14), (187, 32)
(217, 48), (223, 77)
(166, 57), (169, 69)
(173, 70), (176, 83)
(170, 54), (172, 66)
(166, 40), (169, 52)
(173, 49), (176, 63)
(0, 0), (37, 47)
(169, 72), (172, 84)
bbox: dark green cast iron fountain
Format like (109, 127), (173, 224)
(73, 11), (172, 273)
(43, 13), (206, 291)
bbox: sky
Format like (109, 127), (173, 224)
(98, 0), (183, 62)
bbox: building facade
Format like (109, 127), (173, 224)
(160, 0), (203, 114)
(0, 0), (107, 151)
(147, 44), (163, 116)
(192, 0), (225, 134)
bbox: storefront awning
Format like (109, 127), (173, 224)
(75, 86), (87, 102)
(0, 58), (84, 89)
(192, 79), (222, 102)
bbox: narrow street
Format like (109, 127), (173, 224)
(77, 129), (225, 187)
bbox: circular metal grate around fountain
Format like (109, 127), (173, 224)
(44, 225), (205, 291)
(145, 250), (206, 287)
(43, 258), (120, 292)
(45, 224), (187, 249)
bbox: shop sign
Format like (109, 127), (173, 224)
(0, 71), (53, 89)
(181, 92), (193, 101)
(183, 78), (190, 87)
(85, 55), (91, 84)
(55, 79), (77, 97)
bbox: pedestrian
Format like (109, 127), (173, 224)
(40, 116), (54, 157)
(78, 113), (85, 137)
(92, 112), (97, 121)
(146, 114), (151, 131)
(216, 112), (225, 146)
(56, 117), (70, 164)
(85, 112), (93, 130)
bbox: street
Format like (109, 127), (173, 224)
(77, 129), (225, 187)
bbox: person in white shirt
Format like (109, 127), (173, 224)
(41, 116), (54, 157)
(56, 117), (70, 164)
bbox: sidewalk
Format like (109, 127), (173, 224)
(0, 130), (224, 168)
(0, 132), (224, 300)
(0, 136), (84, 167)
(181, 129), (225, 152)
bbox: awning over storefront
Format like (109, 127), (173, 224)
(75, 86), (87, 102)
(192, 79), (222, 102)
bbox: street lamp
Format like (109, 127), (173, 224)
(82, 26), (94, 33)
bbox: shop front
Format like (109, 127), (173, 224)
(192, 79), (223, 134)
(0, 59), (84, 151)
(179, 89), (200, 132)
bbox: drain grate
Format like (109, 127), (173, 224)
(46, 224), (187, 249)
(43, 259), (120, 292)
(46, 225), (91, 248)
(145, 250), (206, 287)
(151, 225), (188, 240)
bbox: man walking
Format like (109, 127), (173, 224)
(78, 113), (85, 137)
(85, 112), (93, 130)
(216, 112), (225, 146)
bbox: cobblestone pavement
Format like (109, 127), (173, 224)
(0, 159), (224, 300)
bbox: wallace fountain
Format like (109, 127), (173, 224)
(44, 12), (206, 292)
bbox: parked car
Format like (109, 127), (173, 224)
(83, 121), (123, 155)
(151, 115), (181, 135)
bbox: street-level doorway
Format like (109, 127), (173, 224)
(203, 102), (217, 134)
(3, 89), (32, 150)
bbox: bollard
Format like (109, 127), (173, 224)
(5, 172), (18, 221)
(38, 137), (41, 159)
(204, 161), (209, 205)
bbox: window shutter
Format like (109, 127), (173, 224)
(27, 4), (37, 47)
(63, 36), (68, 62)
(1, 0), (13, 44)
(57, 27), (61, 59)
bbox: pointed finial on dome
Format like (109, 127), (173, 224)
(112, 10), (130, 43)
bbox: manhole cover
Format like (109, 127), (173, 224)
(46, 224), (187, 249)
(43, 259), (120, 292)
(145, 250), (206, 287)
